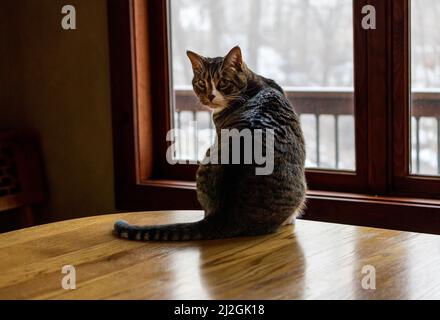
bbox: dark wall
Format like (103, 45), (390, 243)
(0, 0), (116, 223)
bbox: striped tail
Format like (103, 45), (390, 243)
(113, 218), (235, 241)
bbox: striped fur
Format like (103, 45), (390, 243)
(114, 46), (306, 241)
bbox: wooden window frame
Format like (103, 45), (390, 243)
(392, 0), (440, 198)
(108, 0), (440, 234)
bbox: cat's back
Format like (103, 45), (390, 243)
(198, 86), (307, 228)
(220, 87), (299, 132)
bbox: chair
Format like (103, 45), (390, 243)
(0, 131), (45, 228)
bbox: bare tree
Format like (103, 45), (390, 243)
(246, 0), (263, 69)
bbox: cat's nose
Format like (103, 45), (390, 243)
(208, 94), (215, 101)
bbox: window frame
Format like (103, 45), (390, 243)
(108, 0), (440, 234)
(142, 0), (371, 191)
(392, 0), (440, 197)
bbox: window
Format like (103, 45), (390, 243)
(170, 0), (355, 170)
(164, 0), (368, 191)
(393, 0), (440, 197)
(108, 0), (440, 234)
(410, 0), (440, 176)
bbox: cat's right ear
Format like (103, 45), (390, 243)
(187, 50), (205, 73)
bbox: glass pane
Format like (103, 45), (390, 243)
(170, 0), (355, 170)
(411, 0), (440, 175)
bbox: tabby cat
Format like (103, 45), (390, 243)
(114, 46), (306, 241)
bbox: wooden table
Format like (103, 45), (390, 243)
(0, 211), (439, 299)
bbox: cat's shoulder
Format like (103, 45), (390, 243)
(246, 87), (290, 111)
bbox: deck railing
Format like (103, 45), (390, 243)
(173, 88), (440, 175)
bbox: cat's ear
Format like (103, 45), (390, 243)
(186, 50), (205, 73)
(223, 46), (243, 70)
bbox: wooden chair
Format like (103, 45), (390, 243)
(0, 131), (45, 228)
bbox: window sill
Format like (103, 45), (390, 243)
(126, 179), (440, 235)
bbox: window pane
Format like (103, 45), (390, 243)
(170, 0), (355, 170)
(411, 0), (440, 175)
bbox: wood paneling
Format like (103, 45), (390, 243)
(0, 211), (439, 299)
(1, 0), (115, 225)
(366, 0), (391, 194)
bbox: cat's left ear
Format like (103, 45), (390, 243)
(187, 50), (205, 73)
(223, 46), (243, 70)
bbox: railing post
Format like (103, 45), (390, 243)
(192, 111), (198, 161)
(415, 116), (421, 174)
(315, 114), (320, 167)
(176, 111), (182, 159)
(438, 117), (440, 175)
(335, 115), (339, 169)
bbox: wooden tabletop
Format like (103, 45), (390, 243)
(0, 210), (439, 300)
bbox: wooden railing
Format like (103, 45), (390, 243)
(174, 89), (440, 174)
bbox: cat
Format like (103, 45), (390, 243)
(114, 46), (307, 241)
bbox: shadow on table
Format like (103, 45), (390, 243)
(193, 226), (306, 299)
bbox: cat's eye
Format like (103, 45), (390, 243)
(218, 79), (230, 89)
(196, 80), (206, 88)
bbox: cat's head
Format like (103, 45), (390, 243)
(186, 46), (249, 113)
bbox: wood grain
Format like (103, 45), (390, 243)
(0, 211), (439, 299)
